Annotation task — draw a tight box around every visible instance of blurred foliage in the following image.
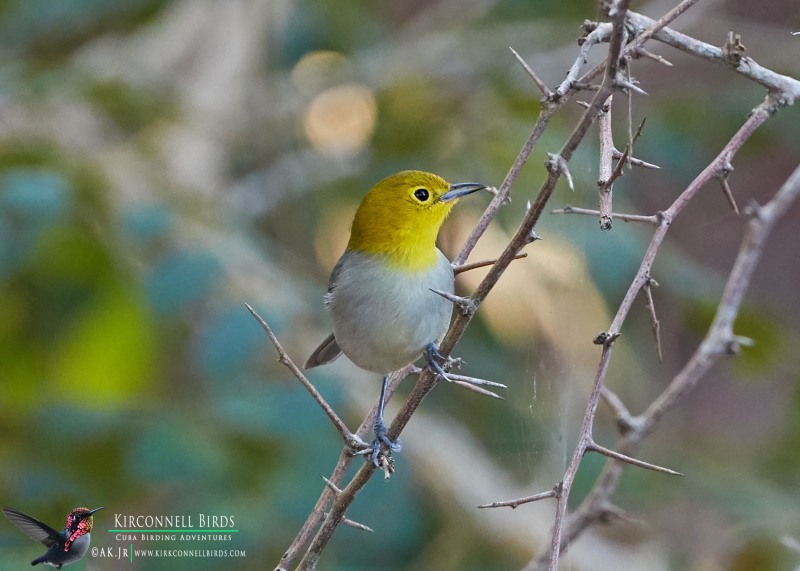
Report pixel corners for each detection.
[0,1,799,570]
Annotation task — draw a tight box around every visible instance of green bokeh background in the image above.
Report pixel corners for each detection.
[0,1,799,570]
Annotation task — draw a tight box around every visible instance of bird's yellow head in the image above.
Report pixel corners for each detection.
[347,170,485,271]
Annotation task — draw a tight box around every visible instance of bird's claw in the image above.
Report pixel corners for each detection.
[425,342,456,380]
[370,418,402,466]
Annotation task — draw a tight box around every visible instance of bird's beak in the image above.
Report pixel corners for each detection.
[89,507,105,515]
[438,182,487,203]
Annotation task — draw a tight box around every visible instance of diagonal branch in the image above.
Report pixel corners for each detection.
[528,162,800,571]
[245,303,366,452]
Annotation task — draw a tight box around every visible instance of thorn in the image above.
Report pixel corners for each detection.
[613,148,660,169]
[528,230,543,242]
[643,274,663,363]
[446,373,507,389]
[616,77,648,96]
[339,517,374,533]
[429,288,475,316]
[631,47,673,67]
[546,153,574,191]
[587,441,683,476]
[450,380,504,399]
[509,46,553,98]
[717,176,740,215]
[321,475,342,495]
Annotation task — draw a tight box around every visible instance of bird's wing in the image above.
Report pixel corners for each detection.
[2,507,60,547]
[326,257,346,295]
[304,333,342,369]
[304,255,347,369]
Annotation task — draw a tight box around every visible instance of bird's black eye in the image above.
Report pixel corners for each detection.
[413,188,430,202]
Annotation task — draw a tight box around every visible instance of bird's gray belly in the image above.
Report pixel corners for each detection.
[328,252,454,372]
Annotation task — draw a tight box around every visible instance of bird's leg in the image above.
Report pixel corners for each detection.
[371,374,402,466]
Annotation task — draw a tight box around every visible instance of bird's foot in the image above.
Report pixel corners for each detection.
[370,417,402,467]
[424,342,459,380]
[425,342,506,399]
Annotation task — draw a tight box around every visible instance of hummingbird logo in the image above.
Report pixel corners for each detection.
[2,506,104,568]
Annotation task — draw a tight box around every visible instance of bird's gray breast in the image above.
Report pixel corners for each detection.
[326,250,454,372]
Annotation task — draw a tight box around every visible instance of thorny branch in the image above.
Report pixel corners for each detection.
[528,161,800,571]
[264,0,800,568]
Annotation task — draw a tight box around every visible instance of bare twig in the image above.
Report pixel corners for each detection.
[510,46,553,98]
[245,303,366,451]
[643,275,663,362]
[478,488,558,510]
[597,94,615,230]
[556,22,613,98]
[276,366,411,570]
[600,386,639,434]
[453,253,527,275]
[626,11,800,100]
[552,204,658,225]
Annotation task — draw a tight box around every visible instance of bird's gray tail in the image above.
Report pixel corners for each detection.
[304,333,342,369]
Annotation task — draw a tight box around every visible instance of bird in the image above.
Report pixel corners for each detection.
[304,170,487,465]
[2,506,104,568]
